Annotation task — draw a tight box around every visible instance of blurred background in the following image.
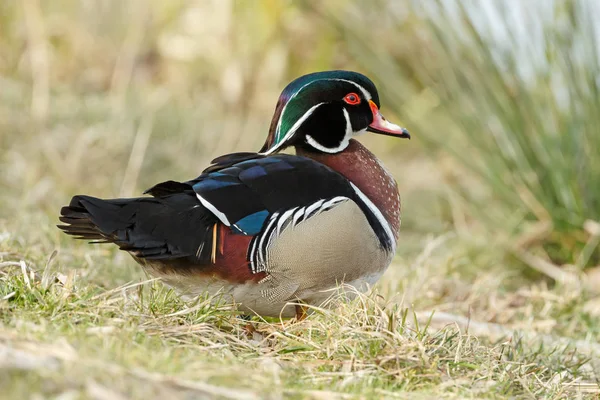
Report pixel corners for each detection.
[1,0,599,286]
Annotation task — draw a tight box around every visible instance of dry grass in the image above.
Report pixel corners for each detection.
[2,231,600,398]
[1,1,600,399]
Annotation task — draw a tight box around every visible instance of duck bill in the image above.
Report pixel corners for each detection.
[367,100,410,139]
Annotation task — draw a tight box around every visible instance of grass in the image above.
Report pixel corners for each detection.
[2,233,600,399]
[2,231,600,400]
[323,0,600,268]
[1,1,600,398]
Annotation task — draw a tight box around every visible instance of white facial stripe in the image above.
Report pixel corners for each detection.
[196,194,230,226]
[330,78,372,101]
[275,80,315,138]
[262,77,373,155]
[342,108,353,136]
[266,77,327,155]
[262,102,325,155]
[349,182,396,252]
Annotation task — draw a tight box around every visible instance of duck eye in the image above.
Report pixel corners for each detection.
[343,93,361,105]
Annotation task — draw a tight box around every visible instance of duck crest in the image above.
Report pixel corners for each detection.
[297,139,401,241]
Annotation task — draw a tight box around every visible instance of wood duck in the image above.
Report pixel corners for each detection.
[58,70,410,319]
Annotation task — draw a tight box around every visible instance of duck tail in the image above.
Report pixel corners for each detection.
[58,194,216,262]
[58,195,131,243]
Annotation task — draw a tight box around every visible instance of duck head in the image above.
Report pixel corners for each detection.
[260,70,410,155]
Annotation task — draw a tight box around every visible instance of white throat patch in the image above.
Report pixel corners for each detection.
[305,107,362,153]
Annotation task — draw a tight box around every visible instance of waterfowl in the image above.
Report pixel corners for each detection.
[58,70,410,319]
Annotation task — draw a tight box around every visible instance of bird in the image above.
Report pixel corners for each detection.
[58,70,410,320]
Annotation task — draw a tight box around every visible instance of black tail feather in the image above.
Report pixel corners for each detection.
[58,194,217,266]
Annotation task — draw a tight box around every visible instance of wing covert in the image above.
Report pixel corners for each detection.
[144,152,394,252]
[190,154,356,235]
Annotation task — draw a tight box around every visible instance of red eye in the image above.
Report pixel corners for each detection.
[343,93,361,105]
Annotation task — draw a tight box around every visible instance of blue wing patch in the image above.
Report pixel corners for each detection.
[232,210,270,235]
[265,160,295,172]
[194,179,240,191]
[239,165,268,180]
[187,154,367,242]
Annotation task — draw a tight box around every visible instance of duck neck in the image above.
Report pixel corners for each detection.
[296,139,401,241]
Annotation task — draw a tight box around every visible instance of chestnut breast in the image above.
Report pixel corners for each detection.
[297,139,401,241]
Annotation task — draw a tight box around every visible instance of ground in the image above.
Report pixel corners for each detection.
[2,221,599,399]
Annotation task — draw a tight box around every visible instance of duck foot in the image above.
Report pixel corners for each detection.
[294,304,308,322]
[237,314,257,336]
